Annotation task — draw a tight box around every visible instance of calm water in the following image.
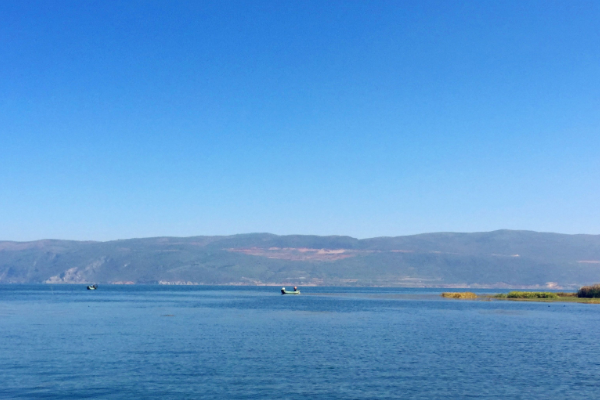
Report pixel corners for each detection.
[1,285,599,399]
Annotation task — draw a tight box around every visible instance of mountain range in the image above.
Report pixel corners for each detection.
[1,230,600,288]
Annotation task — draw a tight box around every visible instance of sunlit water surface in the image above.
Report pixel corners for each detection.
[1,285,599,399]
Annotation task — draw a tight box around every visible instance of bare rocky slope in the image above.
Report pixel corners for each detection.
[1,230,600,288]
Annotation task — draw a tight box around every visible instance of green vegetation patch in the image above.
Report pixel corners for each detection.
[491,289,600,303]
[441,292,478,299]
[505,291,559,299]
[577,284,600,298]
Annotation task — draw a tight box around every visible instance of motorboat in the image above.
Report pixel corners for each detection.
[87,284,98,290]
[281,286,300,295]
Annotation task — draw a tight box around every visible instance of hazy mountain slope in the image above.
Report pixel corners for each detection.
[1,231,600,288]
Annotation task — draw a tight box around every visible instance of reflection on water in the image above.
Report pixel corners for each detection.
[1,285,599,399]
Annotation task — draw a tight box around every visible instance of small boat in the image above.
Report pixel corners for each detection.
[281,286,300,295]
[87,284,98,290]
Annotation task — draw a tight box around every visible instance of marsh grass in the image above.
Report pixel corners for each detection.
[446,288,600,303]
[490,291,600,303]
[441,292,478,299]
[556,292,577,297]
[506,291,559,299]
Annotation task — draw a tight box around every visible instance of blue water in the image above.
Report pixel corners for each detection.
[1,285,599,399]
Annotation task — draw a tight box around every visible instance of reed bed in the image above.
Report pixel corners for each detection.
[556,292,577,297]
[504,291,559,299]
[441,292,478,299]
[491,288,600,303]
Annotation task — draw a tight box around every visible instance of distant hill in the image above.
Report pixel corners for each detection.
[1,230,600,289]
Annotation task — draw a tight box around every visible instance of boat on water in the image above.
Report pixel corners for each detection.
[87,284,98,290]
[281,286,300,295]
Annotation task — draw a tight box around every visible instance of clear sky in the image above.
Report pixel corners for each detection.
[1,0,599,241]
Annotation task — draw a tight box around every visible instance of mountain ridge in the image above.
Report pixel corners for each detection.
[1,230,600,288]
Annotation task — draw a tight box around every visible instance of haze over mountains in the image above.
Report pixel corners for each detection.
[1,230,600,289]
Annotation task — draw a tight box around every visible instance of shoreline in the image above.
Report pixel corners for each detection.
[484,296,600,304]
[442,291,600,304]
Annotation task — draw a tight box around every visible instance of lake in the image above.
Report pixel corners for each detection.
[1,285,599,399]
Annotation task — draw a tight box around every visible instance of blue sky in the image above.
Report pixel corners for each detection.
[1,0,599,241]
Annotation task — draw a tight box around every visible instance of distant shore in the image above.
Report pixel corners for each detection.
[442,291,600,304]
[486,295,600,304]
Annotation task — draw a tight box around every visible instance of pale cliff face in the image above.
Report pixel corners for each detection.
[227,247,364,261]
